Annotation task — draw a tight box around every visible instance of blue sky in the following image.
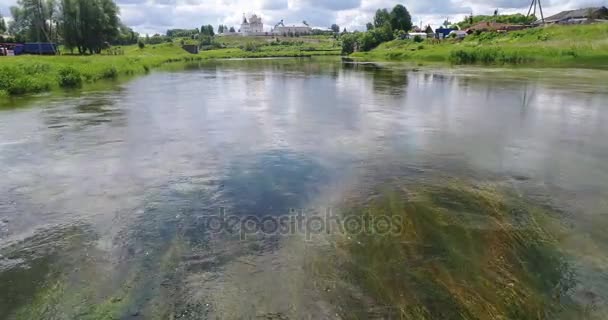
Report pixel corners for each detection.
[1,0,606,35]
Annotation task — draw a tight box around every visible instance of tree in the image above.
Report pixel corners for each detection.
[218,25,224,33]
[9,0,57,42]
[366,22,374,31]
[330,24,340,33]
[229,26,235,33]
[389,4,412,32]
[0,12,6,34]
[60,0,121,54]
[377,21,394,42]
[425,25,433,34]
[341,32,358,54]
[373,8,390,28]
[114,23,139,45]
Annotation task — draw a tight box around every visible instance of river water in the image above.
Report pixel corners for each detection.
[1,58,608,319]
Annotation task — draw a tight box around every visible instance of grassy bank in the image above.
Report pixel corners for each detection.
[351,24,608,67]
[0,37,340,98]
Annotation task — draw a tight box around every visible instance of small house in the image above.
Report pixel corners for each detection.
[539,7,608,25]
[407,32,428,40]
[0,43,24,56]
[435,27,457,39]
[182,44,199,54]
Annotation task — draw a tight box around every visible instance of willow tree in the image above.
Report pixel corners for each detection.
[8,0,57,42]
[60,0,120,54]
[0,12,6,34]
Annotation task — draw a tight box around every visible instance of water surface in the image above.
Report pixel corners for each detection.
[1,58,607,319]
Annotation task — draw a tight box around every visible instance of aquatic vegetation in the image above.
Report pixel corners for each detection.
[317,181,584,319]
[0,225,97,319]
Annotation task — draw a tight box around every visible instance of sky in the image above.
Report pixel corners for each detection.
[1,0,607,35]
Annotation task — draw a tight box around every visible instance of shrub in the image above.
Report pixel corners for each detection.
[101,66,118,79]
[58,67,83,88]
[6,77,50,95]
[413,35,424,43]
[243,42,259,52]
[138,40,145,49]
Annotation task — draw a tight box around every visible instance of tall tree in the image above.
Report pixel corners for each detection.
[8,6,29,40]
[60,0,120,54]
[330,24,340,33]
[366,22,374,31]
[389,4,412,31]
[200,25,214,37]
[0,12,7,33]
[373,8,390,28]
[12,0,57,41]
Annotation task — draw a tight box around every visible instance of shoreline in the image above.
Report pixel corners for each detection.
[0,43,341,100]
[348,24,608,70]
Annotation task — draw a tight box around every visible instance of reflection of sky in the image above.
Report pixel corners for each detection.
[1,61,608,245]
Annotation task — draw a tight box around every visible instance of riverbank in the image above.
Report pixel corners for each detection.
[0,40,341,98]
[351,24,608,68]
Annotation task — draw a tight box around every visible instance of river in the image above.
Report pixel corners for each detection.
[1,58,607,319]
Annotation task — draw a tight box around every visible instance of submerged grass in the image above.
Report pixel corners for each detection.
[316,181,586,319]
[351,24,608,68]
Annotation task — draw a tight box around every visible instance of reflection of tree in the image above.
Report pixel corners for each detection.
[342,63,409,96]
[371,67,409,96]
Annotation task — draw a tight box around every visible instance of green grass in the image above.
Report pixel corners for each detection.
[351,24,608,67]
[311,181,588,319]
[0,37,340,98]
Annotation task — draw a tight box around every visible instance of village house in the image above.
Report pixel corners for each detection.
[539,7,608,25]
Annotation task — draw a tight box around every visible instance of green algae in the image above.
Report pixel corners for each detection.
[317,180,584,319]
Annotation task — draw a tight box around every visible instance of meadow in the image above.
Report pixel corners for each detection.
[351,24,608,67]
[0,36,341,98]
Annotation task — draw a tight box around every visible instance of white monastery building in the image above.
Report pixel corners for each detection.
[223,14,312,36]
[272,20,312,36]
[240,14,265,36]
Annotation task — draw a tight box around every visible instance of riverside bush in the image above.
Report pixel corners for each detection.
[58,67,83,88]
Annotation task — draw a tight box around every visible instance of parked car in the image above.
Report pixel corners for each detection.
[448,31,468,39]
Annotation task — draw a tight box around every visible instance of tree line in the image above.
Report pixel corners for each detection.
[341,4,412,54]
[4,0,138,54]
